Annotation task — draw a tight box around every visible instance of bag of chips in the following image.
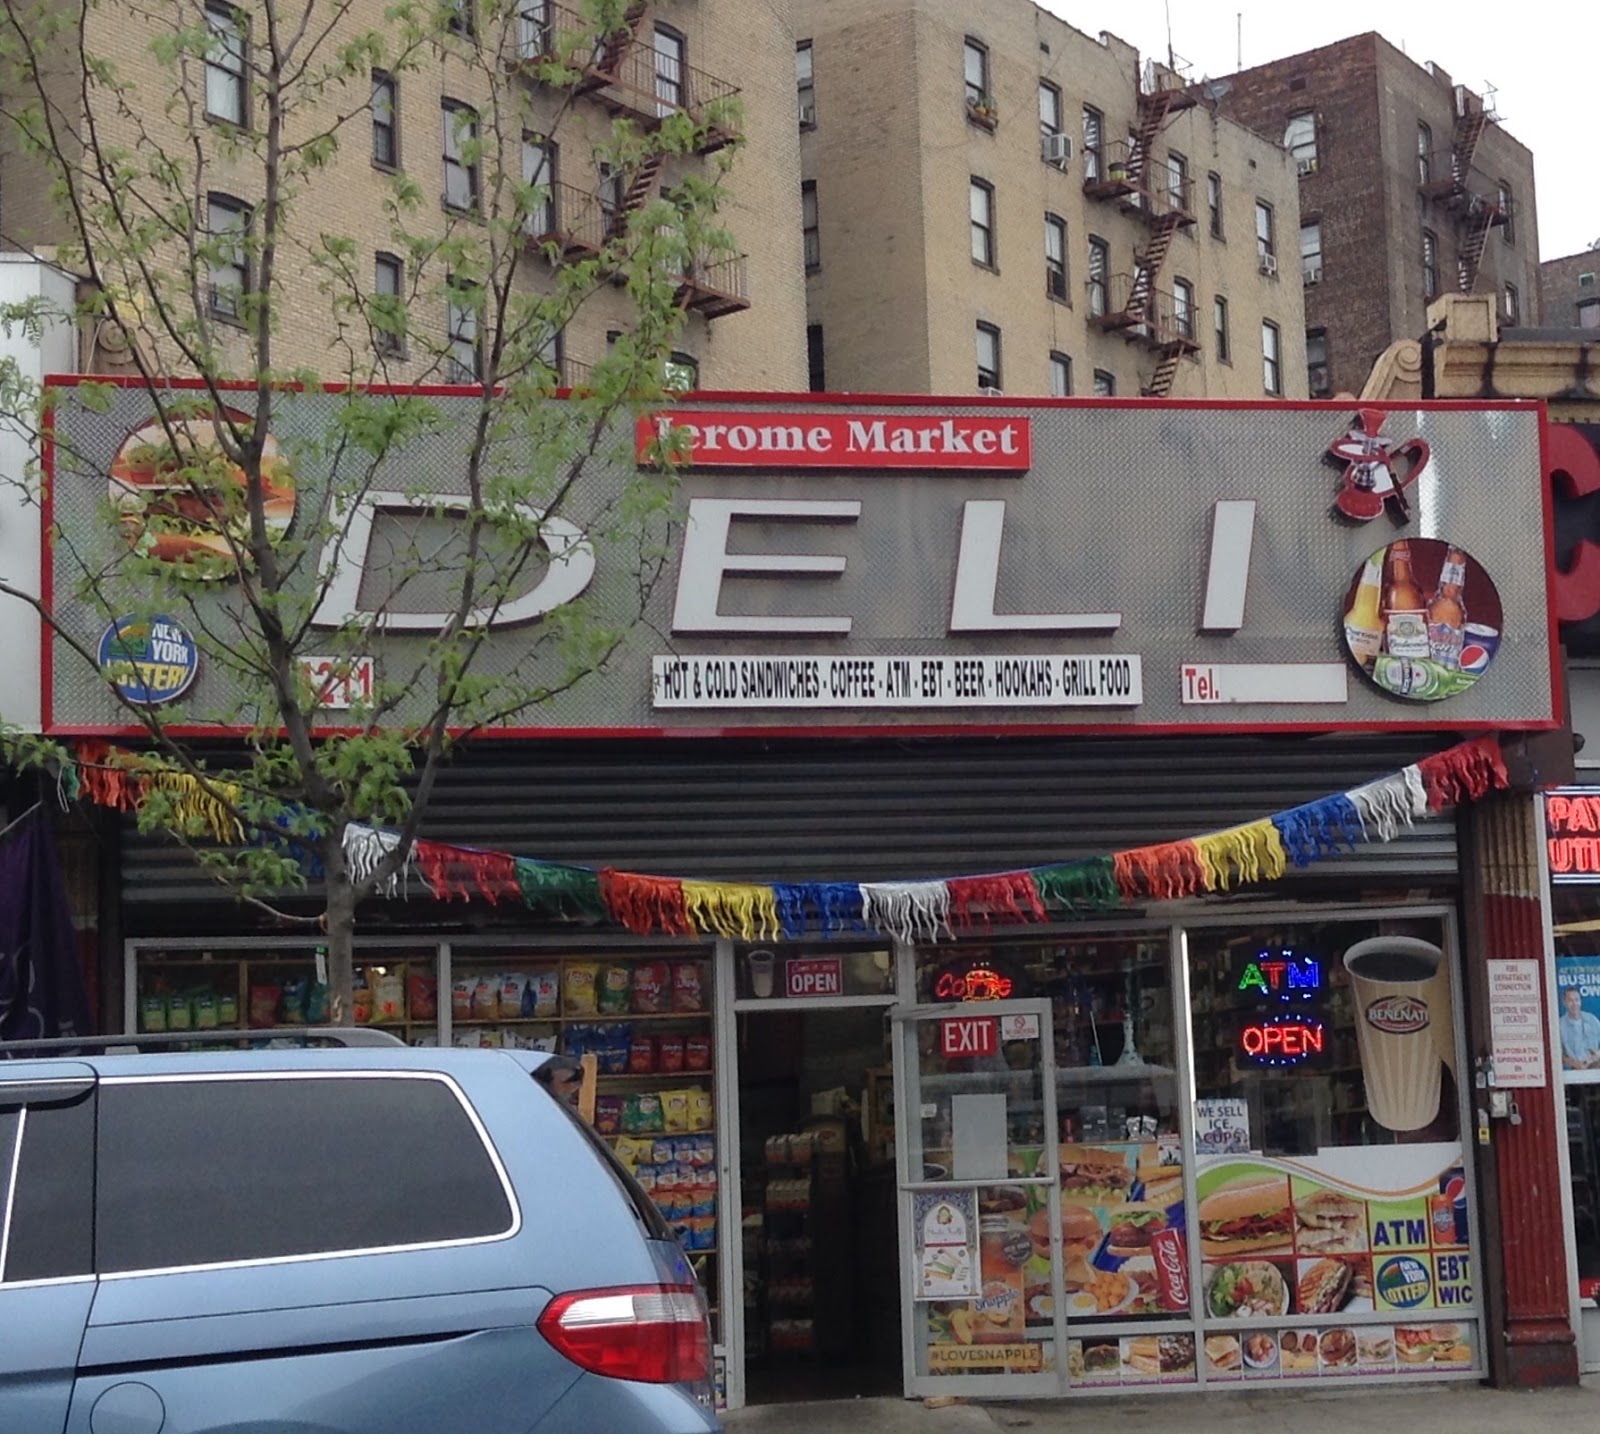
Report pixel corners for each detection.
[687,1088,714,1133]
[671,962,706,1014]
[451,978,475,1021]
[164,993,192,1031]
[141,993,168,1033]
[372,971,406,1023]
[693,1135,715,1168]
[597,1025,632,1075]
[661,1088,691,1134]
[657,1033,685,1074]
[306,982,330,1025]
[470,976,498,1022]
[594,1095,624,1135]
[564,962,600,1016]
[250,983,282,1029]
[598,964,633,1015]
[632,961,671,1014]
[279,977,310,1025]
[634,1091,665,1133]
[218,991,239,1027]
[689,1215,716,1251]
[614,1136,650,1170]
[525,968,560,1018]
[191,989,218,1031]
[408,973,438,1022]
[629,1034,658,1075]
[685,1034,712,1072]
[499,972,529,1020]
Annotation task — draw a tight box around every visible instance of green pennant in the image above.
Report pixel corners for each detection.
[514,858,606,919]
[1031,857,1121,915]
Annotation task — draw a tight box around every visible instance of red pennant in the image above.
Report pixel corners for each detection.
[1113,841,1206,901]
[946,872,1048,931]
[600,868,692,936]
[1416,736,1508,812]
[413,842,516,902]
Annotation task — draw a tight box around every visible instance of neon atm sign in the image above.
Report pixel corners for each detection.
[1233,948,1331,1069]
[1236,954,1322,997]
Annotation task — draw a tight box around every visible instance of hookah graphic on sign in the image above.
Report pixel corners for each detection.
[1325,409,1430,524]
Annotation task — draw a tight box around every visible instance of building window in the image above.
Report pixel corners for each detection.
[1044,213,1067,301]
[1503,282,1520,325]
[1207,171,1223,239]
[976,322,1001,390]
[653,26,685,114]
[1166,151,1189,215]
[518,0,553,59]
[1083,105,1103,183]
[1261,319,1282,395]
[442,102,479,213]
[205,194,249,320]
[1255,200,1275,266]
[963,38,990,110]
[1213,295,1230,362]
[1579,299,1600,330]
[1284,111,1317,174]
[1173,277,1194,340]
[1049,351,1072,397]
[1087,235,1108,316]
[446,276,480,383]
[1300,220,1323,284]
[1039,81,1062,138]
[664,352,699,393]
[371,71,398,169]
[597,163,624,236]
[796,41,815,126]
[444,0,474,37]
[802,180,821,271]
[807,323,825,391]
[1582,273,1597,290]
[204,4,247,125]
[1417,123,1432,185]
[1422,229,1439,300]
[1092,369,1115,397]
[1306,327,1331,397]
[1498,180,1514,242]
[523,135,555,237]
[373,252,405,358]
[970,178,995,267]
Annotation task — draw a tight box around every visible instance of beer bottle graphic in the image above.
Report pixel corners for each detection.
[1381,540,1429,660]
[1344,554,1384,666]
[1426,547,1468,671]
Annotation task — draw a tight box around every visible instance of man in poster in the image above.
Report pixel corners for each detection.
[1561,985,1600,1070]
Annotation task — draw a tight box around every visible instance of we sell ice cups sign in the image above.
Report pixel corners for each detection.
[1344,938,1454,1133]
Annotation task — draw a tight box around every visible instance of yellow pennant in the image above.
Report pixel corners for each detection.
[1193,819,1287,891]
[681,880,781,940]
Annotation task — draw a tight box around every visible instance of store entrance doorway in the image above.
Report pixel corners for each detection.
[737,1005,900,1404]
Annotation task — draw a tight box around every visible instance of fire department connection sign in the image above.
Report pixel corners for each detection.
[43,390,1556,735]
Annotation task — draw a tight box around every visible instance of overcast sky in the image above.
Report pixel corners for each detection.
[1043,1,1594,262]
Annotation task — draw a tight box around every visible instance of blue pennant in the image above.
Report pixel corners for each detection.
[1271,794,1364,868]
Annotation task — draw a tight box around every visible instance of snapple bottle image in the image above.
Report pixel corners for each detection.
[976,1215,1028,1339]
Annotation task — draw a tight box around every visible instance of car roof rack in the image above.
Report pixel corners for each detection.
[1,1027,408,1057]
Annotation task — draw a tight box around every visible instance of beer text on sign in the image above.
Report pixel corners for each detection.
[784,958,843,999]
[941,1017,998,1059]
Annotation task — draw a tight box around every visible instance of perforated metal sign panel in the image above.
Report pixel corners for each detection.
[44,386,1557,735]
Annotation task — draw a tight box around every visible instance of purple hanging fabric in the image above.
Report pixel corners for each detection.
[0,811,93,1041]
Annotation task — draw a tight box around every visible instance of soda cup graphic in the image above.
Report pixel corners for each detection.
[1459,623,1500,676]
[1342,936,1447,1132]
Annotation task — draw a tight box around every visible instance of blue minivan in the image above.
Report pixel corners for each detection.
[0,1036,720,1433]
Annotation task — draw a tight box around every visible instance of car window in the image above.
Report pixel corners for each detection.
[96,1074,514,1273]
[4,1095,95,1283]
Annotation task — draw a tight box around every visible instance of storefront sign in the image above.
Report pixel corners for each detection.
[1546,788,1600,883]
[43,390,1559,736]
[1194,1098,1252,1153]
[784,957,843,999]
[931,959,1026,1003]
[913,1189,978,1300]
[97,614,199,704]
[1234,950,1323,998]
[997,1013,1040,1042]
[940,1016,998,1059]
[1487,958,1546,1089]
[928,1342,1044,1373]
[1238,1013,1330,1067]
[1556,955,1600,1085]
[298,654,375,710]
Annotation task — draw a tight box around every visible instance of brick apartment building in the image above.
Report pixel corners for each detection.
[1540,248,1600,331]
[1208,32,1540,400]
[795,0,1307,399]
[0,0,808,391]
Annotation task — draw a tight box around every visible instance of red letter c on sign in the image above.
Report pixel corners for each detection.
[1549,425,1600,625]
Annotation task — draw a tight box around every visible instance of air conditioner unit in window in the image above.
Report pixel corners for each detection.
[1295,156,1319,176]
[1041,133,1074,165]
[980,385,1005,396]
[1303,265,1323,285]
[799,103,817,127]
[1259,253,1278,277]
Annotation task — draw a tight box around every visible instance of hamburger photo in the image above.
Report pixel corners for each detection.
[1198,1173,1294,1257]
[110,409,296,571]
[1294,1188,1368,1254]
[1060,1153,1134,1204]
[1395,1325,1435,1364]
[1105,1201,1169,1258]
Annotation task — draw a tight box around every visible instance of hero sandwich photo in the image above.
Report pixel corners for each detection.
[1198,1172,1294,1257]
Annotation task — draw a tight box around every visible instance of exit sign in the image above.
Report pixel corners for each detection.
[940,1016,998,1059]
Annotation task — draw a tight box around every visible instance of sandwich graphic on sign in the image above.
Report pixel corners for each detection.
[1295,1188,1368,1254]
[1198,1173,1294,1257]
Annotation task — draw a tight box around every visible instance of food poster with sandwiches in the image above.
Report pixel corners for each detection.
[1193,1144,1477,1380]
[1067,1333,1197,1387]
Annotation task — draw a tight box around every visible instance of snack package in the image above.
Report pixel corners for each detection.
[525,968,560,1018]
[279,977,310,1025]
[689,1215,716,1251]
[305,982,331,1025]
[140,993,168,1033]
[453,1030,483,1049]
[165,993,193,1031]
[480,1028,504,1048]
[672,1137,698,1165]
[525,1032,558,1053]
[634,1092,665,1134]
[217,991,239,1026]
[629,1034,658,1075]
[691,1178,716,1219]
[614,1136,650,1170]
[372,971,406,1023]
[452,977,476,1021]
[471,976,499,1022]
[670,1217,694,1248]
[564,962,601,1017]
[661,1089,691,1135]
[635,1166,659,1193]
[598,964,633,1016]
[685,1034,712,1072]
[687,1088,714,1133]
[594,1095,624,1135]
[249,983,282,1028]
[658,1034,685,1074]
[500,972,530,1020]
[653,1138,677,1166]
[597,1024,632,1075]
[191,989,218,1031]
[671,962,706,1014]
[632,961,671,1014]
[352,972,374,1025]
[621,1093,648,1135]
[693,1136,715,1168]
[408,973,438,1022]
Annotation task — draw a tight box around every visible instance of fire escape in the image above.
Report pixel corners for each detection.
[516,2,749,319]
[1417,85,1510,295]
[1083,74,1199,397]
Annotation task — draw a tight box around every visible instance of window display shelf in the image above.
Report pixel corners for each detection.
[1057,1063,1174,1082]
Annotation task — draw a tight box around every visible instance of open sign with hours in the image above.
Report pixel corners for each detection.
[785,957,843,999]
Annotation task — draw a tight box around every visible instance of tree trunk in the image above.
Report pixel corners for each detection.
[323,835,357,1023]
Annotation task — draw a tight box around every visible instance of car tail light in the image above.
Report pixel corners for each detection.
[537,1284,711,1384]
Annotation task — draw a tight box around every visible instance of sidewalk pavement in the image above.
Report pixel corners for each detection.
[723,1379,1600,1433]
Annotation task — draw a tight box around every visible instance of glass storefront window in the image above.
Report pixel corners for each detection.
[1551,888,1600,1295]
[734,943,895,1001]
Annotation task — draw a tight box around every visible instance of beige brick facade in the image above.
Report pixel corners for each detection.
[797,0,1307,399]
[0,0,807,391]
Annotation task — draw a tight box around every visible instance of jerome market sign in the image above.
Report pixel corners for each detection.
[43,388,1557,736]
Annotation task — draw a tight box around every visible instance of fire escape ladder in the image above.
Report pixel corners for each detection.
[1144,351,1181,399]
[1128,212,1180,312]
[592,1,648,79]
[622,154,665,216]
[1451,108,1490,183]
[1458,203,1493,292]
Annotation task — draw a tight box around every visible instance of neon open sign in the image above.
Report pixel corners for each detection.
[1234,947,1330,1068]
[1240,1013,1329,1067]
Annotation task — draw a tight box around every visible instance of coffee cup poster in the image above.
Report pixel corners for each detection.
[1556,956,1600,1085]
